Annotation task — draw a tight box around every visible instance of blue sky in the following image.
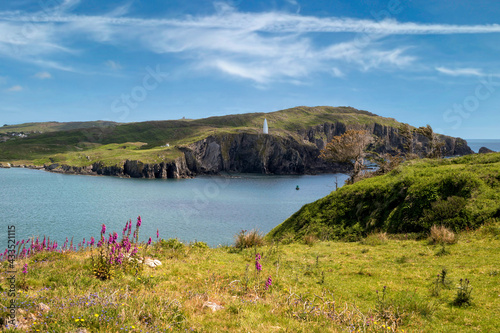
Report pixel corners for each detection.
[1,0,499,139]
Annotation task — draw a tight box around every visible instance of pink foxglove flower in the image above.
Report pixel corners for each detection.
[265,276,272,290]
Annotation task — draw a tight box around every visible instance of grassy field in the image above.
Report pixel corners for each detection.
[0,121,118,134]
[269,152,500,241]
[1,221,499,332]
[0,106,402,167]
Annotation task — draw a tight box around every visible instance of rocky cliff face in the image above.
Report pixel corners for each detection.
[39,121,473,179]
[299,122,473,157]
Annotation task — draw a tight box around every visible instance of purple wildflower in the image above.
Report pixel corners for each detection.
[265,276,272,290]
[90,237,95,246]
[101,224,106,235]
[116,252,124,265]
[256,261,262,272]
[136,216,142,228]
[157,229,159,239]
[131,246,138,256]
[123,221,129,235]
[147,237,152,246]
[255,253,262,272]
[22,263,28,274]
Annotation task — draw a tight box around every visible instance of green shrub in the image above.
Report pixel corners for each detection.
[268,153,500,240]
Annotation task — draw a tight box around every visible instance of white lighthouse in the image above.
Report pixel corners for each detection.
[263,118,268,134]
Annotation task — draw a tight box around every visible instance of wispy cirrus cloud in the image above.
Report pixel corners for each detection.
[5,85,23,92]
[105,60,122,70]
[1,3,500,83]
[33,71,52,79]
[435,67,484,77]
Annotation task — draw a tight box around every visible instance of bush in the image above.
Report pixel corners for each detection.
[422,196,470,231]
[277,231,295,245]
[268,153,500,241]
[190,241,209,249]
[429,225,457,245]
[234,229,264,249]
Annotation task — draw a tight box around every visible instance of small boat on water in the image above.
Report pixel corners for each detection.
[296,185,300,190]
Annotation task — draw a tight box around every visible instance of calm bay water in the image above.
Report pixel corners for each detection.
[0,168,347,249]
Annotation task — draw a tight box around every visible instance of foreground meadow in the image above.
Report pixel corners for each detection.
[1,221,499,332]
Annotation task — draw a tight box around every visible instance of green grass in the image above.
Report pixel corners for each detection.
[0,121,118,134]
[1,224,499,332]
[0,106,404,166]
[268,153,500,241]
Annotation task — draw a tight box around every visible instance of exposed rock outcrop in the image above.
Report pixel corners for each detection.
[479,147,495,154]
[37,121,473,179]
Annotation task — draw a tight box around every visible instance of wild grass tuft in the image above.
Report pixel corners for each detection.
[361,232,388,246]
[234,229,264,249]
[429,225,457,245]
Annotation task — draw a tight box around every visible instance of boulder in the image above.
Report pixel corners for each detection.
[479,146,495,154]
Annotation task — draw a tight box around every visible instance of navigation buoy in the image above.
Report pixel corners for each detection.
[296,185,300,190]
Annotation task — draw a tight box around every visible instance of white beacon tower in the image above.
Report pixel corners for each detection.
[263,118,268,134]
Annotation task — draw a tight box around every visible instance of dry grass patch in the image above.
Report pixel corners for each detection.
[234,229,264,249]
[429,225,457,244]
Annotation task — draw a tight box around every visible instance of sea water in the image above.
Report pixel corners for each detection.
[0,168,347,249]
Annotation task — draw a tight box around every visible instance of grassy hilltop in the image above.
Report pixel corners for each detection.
[0,106,399,167]
[268,152,500,241]
[0,121,119,135]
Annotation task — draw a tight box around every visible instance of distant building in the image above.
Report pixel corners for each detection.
[263,118,268,134]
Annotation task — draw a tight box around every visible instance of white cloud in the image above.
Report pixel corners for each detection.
[0,5,499,83]
[34,71,52,79]
[435,67,484,77]
[6,85,23,92]
[105,60,122,70]
[331,67,344,78]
